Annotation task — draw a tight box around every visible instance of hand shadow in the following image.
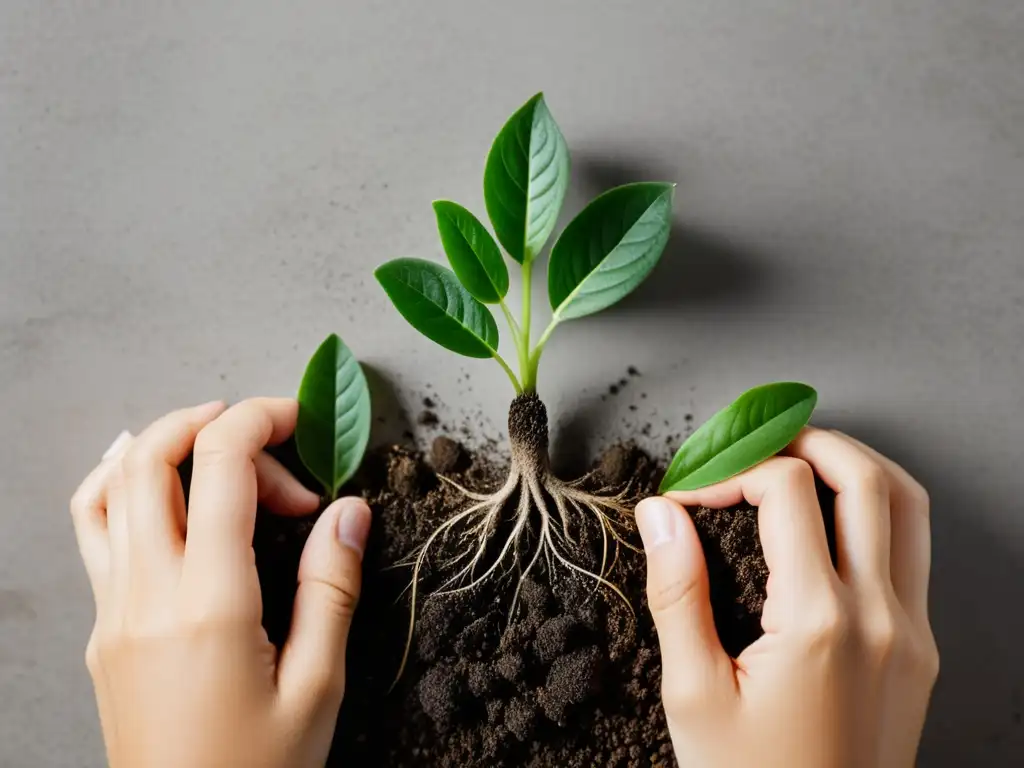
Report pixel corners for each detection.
[823,414,1024,765]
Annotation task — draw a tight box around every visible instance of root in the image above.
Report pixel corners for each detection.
[392,462,641,685]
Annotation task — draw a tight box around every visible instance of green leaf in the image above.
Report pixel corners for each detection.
[433,200,509,304]
[295,333,371,497]
[548,182,674,323]
[375,257,499,358]
[483,93,570,264]
[659,382,818,493]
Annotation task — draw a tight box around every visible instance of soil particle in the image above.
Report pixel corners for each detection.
[495,652,526,683]
[505,698,537,741]
[387,454,421,498]
[534,615,582,664]
[467,662,497,697]
[627,366,640,376]
[542,646,603,722]
[417,409,439,427]
[419,662,462,728]
[423,396,436,408]
[597,443,640,486]
[430,435,467,474]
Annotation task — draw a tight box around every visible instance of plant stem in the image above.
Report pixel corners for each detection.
[523,318,558,391]
[492,351,523,394]
[499,298,529,382]
[498,299,521,347]
[519,259,534,390]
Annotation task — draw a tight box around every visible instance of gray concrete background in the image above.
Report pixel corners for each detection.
[2,0,1022,765]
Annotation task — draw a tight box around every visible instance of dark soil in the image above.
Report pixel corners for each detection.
[249,435,807,767]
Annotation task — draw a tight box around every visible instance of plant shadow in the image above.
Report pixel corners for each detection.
[362,363,415,448]
[549,390,613,478]
[568,149,777,315]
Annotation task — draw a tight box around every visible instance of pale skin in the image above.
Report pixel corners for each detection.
[71,399,937,767]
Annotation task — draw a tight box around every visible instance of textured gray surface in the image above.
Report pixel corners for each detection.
[2,1,1022,765]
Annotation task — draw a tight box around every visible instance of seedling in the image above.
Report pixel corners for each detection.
[376,93,676,678]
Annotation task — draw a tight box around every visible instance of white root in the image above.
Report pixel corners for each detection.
[392,460,641,684]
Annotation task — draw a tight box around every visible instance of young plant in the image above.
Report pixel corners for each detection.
[661,382,818,492]
[294,333,372,500]
[375,93,675,677]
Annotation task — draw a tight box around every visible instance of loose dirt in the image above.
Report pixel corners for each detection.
[252,437,777,767]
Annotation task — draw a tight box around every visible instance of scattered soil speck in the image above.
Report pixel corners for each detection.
[597,443,639,487]
[431,436,467,474]
[387,455,421,497]
[418,410,439,427]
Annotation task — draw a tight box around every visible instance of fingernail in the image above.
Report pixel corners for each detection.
[635,497,679,551]
[102,430,133,460]
[335,498,372,558]
[196,400,227,417]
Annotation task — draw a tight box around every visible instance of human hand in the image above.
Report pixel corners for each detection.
[636,427,938,768]
[70,398,372,768]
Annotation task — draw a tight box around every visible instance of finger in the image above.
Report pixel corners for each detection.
[666,456,836,605]
[124,402,226,580]
[831,431,931,621]
[787,427,891,590]
[184,398,299,599]
[277,497,370,715]
[106,460,131,618]
[635,497,735,709]
[70,431,133,600]
[254,451,321,517]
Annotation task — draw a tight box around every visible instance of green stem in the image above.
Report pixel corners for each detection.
[522,318,558,391]
[519,259,534,389]
[493,351,523,394]
[499,299,522,345]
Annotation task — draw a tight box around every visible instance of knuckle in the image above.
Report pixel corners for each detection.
[863,614,898,663]
[191,432,236,467]
[799,593,850,648]
[69,487,90,519]
[307,667,346,702]
[316,574,361,621]
[855,461,889,496]
[775,456,815,486]
[917,633,941,681]
[661,675,717,719]
[121,444,155,479]
[647,573,701,616]
[661,679,696,718]
[84,636,102,675]
[905,479,930,511]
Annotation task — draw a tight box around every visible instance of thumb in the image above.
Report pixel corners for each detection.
[277,496,371,713]
[635,496,735,711]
